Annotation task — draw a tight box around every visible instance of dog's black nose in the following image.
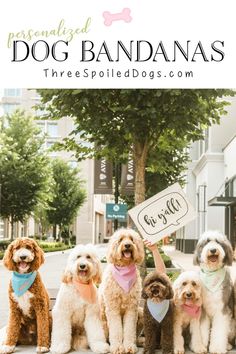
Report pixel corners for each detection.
[20,256,26,260]
[210,248,217,254]
[186,292,192,298]
[124,244,131,249]
[79,264,86,269]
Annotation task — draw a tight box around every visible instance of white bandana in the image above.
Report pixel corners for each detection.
[147,299,170,323]
[200,267,226,292]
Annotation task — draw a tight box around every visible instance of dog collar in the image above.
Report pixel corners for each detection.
[181,303,201,318]
[200,267,226,293]
[73,279,97,304]
[12,271,37,297]
[111,264,137,293]
[147,299,169,323]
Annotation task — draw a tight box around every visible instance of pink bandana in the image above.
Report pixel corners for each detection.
[111,264,137,293]
[181,303,201,318]
[73,280,97,304]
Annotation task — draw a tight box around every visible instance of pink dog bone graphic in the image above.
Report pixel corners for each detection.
[103,8,132,26]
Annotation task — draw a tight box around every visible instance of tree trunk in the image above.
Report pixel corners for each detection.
[53,224,57,240]
[133,141,148,279]
[10,215,14,241]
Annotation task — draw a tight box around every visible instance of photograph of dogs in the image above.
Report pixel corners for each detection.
[142,271,174,354]
[50,244,109,354]
[173,271,205,354]
[0,237,50,354]
[193,230,234,354]
[99,228,144,354]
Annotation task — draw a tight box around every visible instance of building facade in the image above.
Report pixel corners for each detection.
[176,96,236,253]
[0,88,113,244]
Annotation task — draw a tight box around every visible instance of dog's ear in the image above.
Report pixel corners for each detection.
[193,242,201,265]
[222,238,233,266]
[141,287,148,299]
[3,242,16,271]
[31,241,45,271]
[106,237,117,264]
[92,257,102,285]
[166,284,174,299]
[62,269,73,284]
[133,235,145,265]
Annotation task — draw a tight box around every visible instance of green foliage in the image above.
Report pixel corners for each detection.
[0,110,52,236]
[46,158,86,230]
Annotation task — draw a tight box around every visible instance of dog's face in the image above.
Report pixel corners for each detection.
[173,271,202,306]
[106,228,144,266]
[3,238,44,273]
[193,231,233,270]
[62,244,102,285]
[142,271,173,303]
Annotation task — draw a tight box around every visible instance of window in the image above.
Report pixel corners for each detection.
[47,123,58,137]
[2,103,20,114]
[4,89,21,97]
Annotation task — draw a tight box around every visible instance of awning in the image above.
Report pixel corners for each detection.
[208,196,236,207]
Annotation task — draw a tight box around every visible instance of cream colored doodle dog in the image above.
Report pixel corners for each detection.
[50,244,109,354]
[99,228,145,354]
[173,271,206,354]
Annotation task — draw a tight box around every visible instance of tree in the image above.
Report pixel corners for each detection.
[38,89,235,206]
[0,110,52,239]
[46,159,86,240]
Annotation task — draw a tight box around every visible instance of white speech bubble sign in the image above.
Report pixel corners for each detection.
[129,183,196,243]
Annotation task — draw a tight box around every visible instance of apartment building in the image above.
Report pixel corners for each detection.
[176,96,236,253]
[0,88,113,243]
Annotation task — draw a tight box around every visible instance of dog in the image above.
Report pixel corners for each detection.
[50,244,109,354]
[173,271,206,354]
[0,237,50,354]
[193,230,234,354]
[99,228,145,354]
[142,271,174,354]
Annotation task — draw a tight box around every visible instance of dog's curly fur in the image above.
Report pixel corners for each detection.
[0,237,50,354]
[142,271,174,354]
[50,244,109,354]
[173,271,206,354]
[99,228,145,354]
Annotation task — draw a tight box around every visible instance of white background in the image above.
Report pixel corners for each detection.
[0,0,235,88]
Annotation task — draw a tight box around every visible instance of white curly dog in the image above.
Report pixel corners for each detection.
[50,244,109,354]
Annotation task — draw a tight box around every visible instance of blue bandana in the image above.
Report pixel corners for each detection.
[12,271,37,297]
[200,267,226,293]
[147,299,170,323]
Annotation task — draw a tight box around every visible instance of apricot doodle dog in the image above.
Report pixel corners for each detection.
[173,271,205,354]
[50,244,109,354]
[0,237,50,354]
[99,228,145,354]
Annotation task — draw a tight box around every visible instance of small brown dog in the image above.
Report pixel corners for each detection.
[0,238,50,354]
[142,271,174,354]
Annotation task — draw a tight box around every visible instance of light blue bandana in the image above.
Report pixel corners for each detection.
[147,299,170,323]
[200,267,226,293]
[12,271,37,297]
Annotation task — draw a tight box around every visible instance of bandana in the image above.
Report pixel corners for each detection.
[12,271,37,297]
[200,267,226,293]
[181,303,201,318]
[73,280,97,304]
[147,299,170,323]
[111,264,137,293]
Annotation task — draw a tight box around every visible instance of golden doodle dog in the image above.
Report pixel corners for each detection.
[99,228,144,354]
[0,237,50,354]
[173,271,206,354]
[50,244,109,354]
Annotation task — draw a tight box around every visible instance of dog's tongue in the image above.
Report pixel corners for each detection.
[80,270,87,276]
[123,251,132,259]
[185,299,194,305]
[19,262,28,269]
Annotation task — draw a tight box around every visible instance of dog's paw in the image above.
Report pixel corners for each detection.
[0,345,15,354]
[190,344,207,354]
[36,346,50,353]
[50,343,70,354]
[174,350,185,354]
[227,343,233,351]
[90,341,110,353]
[110,344,125,354]
[124,343,138,354]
